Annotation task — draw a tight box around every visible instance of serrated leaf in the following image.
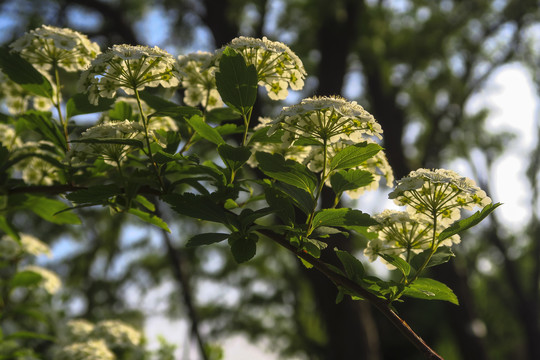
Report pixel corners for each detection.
[275,183,315,215]
[402,278,459,305]
[66,93,115,118]
[438,203,502,241]
[256,152,317,194]
[206,107,242,123]
[312,208,377,229]
[264,187,295,223]
[329,143,381,171]
[20,111,67,151]
[335,249,365,283]
[215,47,258,114]
[22,195,81,224]
[66,185,122,205]
[148,106,202,120]
[187,233,230,247]
[10,271,43,289]
[330,169,374,194]
[139,91,184,112]
[186,115,225,145]
[229,232,258,263]
[411,246,455,271]
[218,144,251,173]
[128,208,170,232]
[380,253,411,277]
[0,46,53,98]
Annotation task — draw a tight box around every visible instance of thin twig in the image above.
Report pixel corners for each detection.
[258,229,444,360]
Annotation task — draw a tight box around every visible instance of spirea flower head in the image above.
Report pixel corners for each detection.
[389,168,492,227]
[78,44,181,105]
[65,319,95,343]
[0,235,21,259]
[22,265,62,294]
[56,340,114,360]
[70,120,144,165]
[269,96,383,146]
[10,25,100,72]
[11,140,63,185]
[0,71,53,114]
[220,36,306,100]
[364,210,460,269]
[92,320,142,349]
[177,51,223,109]
[20,234,52,257]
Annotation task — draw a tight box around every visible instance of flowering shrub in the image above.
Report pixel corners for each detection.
[0,25,499,359]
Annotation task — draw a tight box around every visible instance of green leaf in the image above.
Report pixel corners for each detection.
[20,111,67,151]
[247,126,284,145]
[22,195,81,224]
[330,169,374,194]
[70,137,144,148]
[66,93,115,118]
[402,278,459,305]
[187,233,230,247]
[335,249,365,283]
[0,216,19,240]
[438,202,502,241]
[264,187,295,223]
[329,143,381,171]
[411,247,455,271]
[10,271,43,289]
[256,152,317,194]
[228,232,258,263]
[0,46,53,98]
[66,185,122,205]
[186,115,225,145]
[128,208,170,232]
[148,106,203,120]
[206,107,242,123]
[275,183,315,215]
[139,91,183,112]
[6,331,55,342]
[312,208,377,229]
[215,47,258,114]
[218,144,251,174]
[380,253,411,277]
[163,193,232,224]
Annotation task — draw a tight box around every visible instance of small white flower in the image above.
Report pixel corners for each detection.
[20,234,52,257]
[269,96,383,146]
[65,319,95,342]
[92,320,142,349]
[56,340,114,360]
[21,265,62,294]
[10,25,100,73]
[219,36,307,100]
[0,235,21,259]
[79,45,180,105]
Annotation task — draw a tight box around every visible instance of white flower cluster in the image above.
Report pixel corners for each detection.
[56,340,115,360]
[93,320,143,349]
[78,44,181,105]
[364,210,460,267]
[0,123,21,150]
[0,72,53,114]
[11,140,63,185]
[389,168,492,227]
[58,318,142,359]
[10,25,100,72]
[269,96,383,146]
[70,120,144,165]
[177,51,223,109]
[22,265,62,294]
[222,36,306,100]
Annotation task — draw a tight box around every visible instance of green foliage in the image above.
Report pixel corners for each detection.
[402,278,459,305]
[0,46,53,98]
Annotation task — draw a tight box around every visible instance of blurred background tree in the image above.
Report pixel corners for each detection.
[2,0,540,359]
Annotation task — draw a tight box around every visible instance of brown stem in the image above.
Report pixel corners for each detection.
[258,229,444,360]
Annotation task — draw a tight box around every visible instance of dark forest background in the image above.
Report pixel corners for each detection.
[2,0,540,359]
